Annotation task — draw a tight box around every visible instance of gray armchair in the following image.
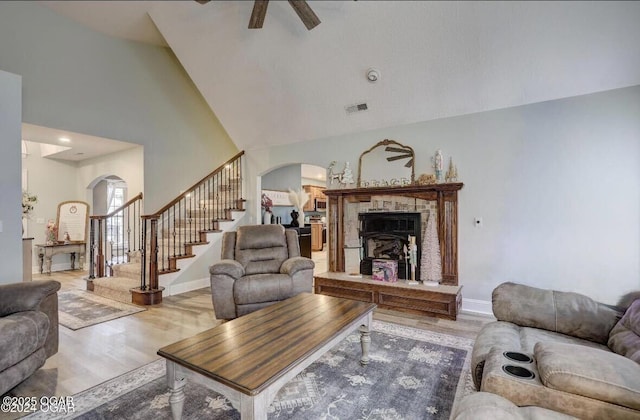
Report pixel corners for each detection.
[209,224,315,320]
[0,280,60,395]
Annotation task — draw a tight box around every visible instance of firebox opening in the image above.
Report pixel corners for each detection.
[359,212,422,280]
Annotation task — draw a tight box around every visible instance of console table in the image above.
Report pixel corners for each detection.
[314,271,462,320]
[36,242,86,274]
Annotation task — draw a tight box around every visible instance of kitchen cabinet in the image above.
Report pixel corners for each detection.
[303,185,326,211]
[311,223,324,251]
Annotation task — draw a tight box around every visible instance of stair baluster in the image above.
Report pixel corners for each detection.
[88,192,143,289]
[133,151,245,305]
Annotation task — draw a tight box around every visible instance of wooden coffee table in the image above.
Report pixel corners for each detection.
[157,293,376,420]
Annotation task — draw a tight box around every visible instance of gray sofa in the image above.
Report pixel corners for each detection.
[453,391,577,419]
[0,280,60,395]
[209,224,315,320]
[470,282,640,419]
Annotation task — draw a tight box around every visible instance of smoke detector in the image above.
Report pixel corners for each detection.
[366,68,380,83]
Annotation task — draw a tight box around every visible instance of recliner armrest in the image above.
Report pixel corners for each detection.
[0,280,61,317]
[280,257,315,276]
[535,341,640,411]
[210,259,245,279]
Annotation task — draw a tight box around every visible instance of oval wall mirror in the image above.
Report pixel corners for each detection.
[357,139,415,187]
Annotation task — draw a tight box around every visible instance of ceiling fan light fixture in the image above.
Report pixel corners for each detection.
[366,68,380,83]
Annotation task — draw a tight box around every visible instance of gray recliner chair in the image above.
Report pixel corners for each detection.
[209,224,315,320]
[0,280,60,396]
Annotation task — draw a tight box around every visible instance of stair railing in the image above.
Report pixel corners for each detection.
[89,192,144,279]
[139,151,244,294]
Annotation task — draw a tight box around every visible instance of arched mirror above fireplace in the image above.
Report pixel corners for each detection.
[357,139,415,187]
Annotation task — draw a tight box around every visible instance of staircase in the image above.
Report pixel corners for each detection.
[88,151,245,305]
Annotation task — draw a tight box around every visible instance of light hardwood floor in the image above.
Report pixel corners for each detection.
[10,268,493,407]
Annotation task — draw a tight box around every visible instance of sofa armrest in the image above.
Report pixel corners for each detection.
[535,341,640,411]
[492,282,621,344]
[0,280,61,317]
[209,259,244,279]
[210,260,243,320]
[280,257,315,276]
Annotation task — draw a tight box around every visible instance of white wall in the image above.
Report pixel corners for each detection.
[22,142,82,243]
[76,146,144,210]
[0,70,22,283]
[21,143,144,272]
[0,2,238,213]
[246,86,640,305]
[262,164,301,225]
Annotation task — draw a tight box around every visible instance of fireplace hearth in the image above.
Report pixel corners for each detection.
[359,212,421,280]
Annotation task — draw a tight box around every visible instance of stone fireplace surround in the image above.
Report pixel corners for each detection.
[319,183,463,319]
[324,183,462,286]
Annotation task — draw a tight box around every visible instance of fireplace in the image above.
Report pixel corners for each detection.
[359,212,422,280]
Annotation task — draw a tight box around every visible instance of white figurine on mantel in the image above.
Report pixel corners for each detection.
[445,157,458,183]
[327,161,343,188]
[341,162,354,187]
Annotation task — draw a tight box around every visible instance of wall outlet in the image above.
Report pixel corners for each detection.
[0,220,3,233]
[37,218,45,224]
[474,217,483,228]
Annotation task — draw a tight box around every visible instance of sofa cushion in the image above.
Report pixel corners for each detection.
[493,282,621,345]
[0,311,50,372]
[234,273,293,305]
[608,299,640,363]
[535,341,640,411]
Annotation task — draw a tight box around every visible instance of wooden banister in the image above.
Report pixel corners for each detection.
[134,151,244,304]
[91,193,143,220]
[145,151,244,218]
[89,192,144,280]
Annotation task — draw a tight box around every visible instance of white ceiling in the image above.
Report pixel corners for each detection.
[42,1,640,152]
[22,123,139,162]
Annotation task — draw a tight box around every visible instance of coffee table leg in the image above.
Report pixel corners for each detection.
[359,324,371,365]
[240,393,268,420]
[166,361,186,420]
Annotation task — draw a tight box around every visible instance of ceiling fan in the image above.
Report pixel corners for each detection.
[196,0,321,30]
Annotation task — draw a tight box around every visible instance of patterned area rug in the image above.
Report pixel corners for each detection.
[27,320,474,419]
[57,290,146,330]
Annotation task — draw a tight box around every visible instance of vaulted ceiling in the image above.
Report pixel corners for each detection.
[43,1,640,151]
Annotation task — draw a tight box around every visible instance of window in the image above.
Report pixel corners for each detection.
[106,181,127,261]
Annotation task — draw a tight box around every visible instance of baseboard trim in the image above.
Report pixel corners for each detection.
[460,298,493,317]
[169,277,210,296]
[32,262,76,274]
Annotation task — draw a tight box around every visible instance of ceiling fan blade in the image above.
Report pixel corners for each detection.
[249,0,269,29]
[195,0,211,4]
[288,0,321,30]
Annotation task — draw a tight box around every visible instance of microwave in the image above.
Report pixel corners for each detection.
[314,198,327,211]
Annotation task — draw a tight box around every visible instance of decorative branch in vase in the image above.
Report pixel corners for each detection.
[45,219,58,245]
[288,189,310,227]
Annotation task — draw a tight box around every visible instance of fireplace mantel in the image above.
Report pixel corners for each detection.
[324,183,463,286]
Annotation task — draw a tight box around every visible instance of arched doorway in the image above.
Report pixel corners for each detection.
[259,163,327,271]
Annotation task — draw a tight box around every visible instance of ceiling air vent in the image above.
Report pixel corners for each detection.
[345,102,368,115]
